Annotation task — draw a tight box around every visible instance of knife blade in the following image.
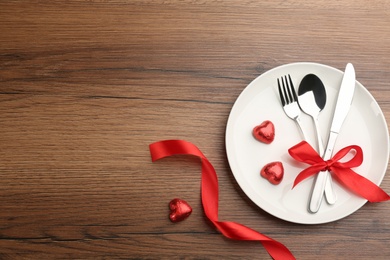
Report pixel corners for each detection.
[309,63,356,213]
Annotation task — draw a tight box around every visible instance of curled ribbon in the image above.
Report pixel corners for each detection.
[288,141,390,202]
[150,140,295,260]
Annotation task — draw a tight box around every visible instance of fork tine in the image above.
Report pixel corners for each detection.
[283,75,293,104]
[282,77,290,104]
[288,74,298,102]
[277,78,286,106]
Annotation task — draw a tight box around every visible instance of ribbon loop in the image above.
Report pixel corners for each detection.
[288,141,390,202]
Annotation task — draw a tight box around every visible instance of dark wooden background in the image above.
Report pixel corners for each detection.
[1,1,389,259]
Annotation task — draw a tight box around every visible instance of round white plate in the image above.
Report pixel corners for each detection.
[225,62,389,224]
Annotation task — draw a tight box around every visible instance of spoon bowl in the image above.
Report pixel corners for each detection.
[298,74,326,119]
[298,74,326,155]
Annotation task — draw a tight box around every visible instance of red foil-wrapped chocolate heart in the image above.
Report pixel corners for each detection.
[261,161,284,185]
[253,120,275,144]
[169,198,192,222]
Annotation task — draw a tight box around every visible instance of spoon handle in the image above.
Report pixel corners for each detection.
[313,117,324,156]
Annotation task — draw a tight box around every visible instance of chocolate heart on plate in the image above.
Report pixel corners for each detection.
[253,120,275,144]
[169,198,192,222]
[261,161,284,185]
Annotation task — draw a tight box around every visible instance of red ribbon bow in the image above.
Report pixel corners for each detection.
[288,141,390,202]
[150,140,295,260]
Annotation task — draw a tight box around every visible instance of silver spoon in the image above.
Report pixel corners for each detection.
[298,74,336,205]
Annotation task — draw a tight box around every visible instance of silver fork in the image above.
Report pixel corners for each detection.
[277,75,308,140]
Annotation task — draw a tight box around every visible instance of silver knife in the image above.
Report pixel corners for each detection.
[309,63,356,213]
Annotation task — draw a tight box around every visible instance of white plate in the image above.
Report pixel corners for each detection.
[225,62,389,224]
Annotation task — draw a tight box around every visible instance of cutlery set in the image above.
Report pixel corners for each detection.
[278,63,356,213]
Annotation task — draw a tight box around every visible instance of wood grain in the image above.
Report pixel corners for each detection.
[1,0,390,259]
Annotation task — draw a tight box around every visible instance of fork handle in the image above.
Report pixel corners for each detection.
[310,131,338,212]
[309,171,328,213]
[295,117,308,141]
[325,174,337,204]
[313,117,336,204]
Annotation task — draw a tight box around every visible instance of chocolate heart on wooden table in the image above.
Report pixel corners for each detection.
[253,120,275,144]
[169,198,192,222]
[261,161,284,185]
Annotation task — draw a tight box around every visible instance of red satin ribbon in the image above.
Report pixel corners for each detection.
[288,141,390,202]
[150,140,295,260]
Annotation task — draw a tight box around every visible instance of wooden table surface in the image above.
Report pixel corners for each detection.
[1,1,390,259]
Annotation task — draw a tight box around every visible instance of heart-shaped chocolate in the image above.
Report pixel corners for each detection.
[169,198,192,222]
[253,120,275,144]
[260,161,284,185]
